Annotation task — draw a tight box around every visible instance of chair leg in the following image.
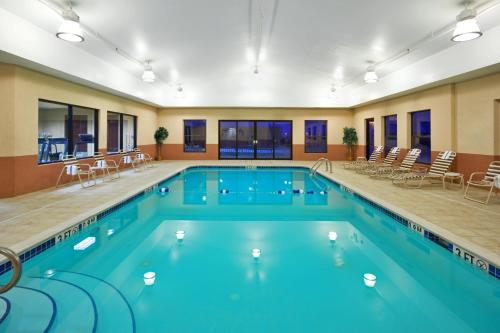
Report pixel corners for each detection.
[55,167,66,188]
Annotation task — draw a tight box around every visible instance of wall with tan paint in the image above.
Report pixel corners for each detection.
[0,64,159,197]
[9,65,158,157]
[353,85,454,152]
[158,108,352,144]
[157,107,353,160]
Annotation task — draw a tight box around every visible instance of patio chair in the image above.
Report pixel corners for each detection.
[91,153,120,181]
[371,148,421,179]
[133,148,154,168]
[392,150,456,188]
[344,145,383,170]
[55,156,97,188]
[464,161,500,204]
[360,147,400,175]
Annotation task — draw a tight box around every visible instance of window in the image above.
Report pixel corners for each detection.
[184,119,206,152]
[384,115,397,156]
[38,100,97,164]
[305,120,327,153]
[411,110,431,164]
[107,112,137,153]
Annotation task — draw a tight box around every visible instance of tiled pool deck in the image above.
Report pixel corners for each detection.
[1,160,499,270]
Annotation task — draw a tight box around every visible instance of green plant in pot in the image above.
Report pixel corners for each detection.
[154,127,169,161]
[342,127,358,161]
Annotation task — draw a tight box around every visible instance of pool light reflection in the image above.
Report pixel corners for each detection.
[176,230,185,240]
[144,272,156,285]
[252,248,261,259]
[363,273,377,287]
[328,231,338,241]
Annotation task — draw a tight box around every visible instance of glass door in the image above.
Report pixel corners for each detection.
[365,118,375,159]
[219,120,293,160]
[256,121,274,159]
[273,121,292,159]
[237,121,255,159]
[219,121,237,159]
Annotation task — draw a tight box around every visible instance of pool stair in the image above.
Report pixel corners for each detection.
[0,271,136,333]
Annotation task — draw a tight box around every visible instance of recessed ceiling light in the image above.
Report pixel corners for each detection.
[142,61,155,83]
[451,6,482,42]
[56,9,84,43]
[364,65,379,83]
[175,85,185,99]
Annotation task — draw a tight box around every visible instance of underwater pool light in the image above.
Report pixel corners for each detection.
[144,272,156,285]
[107,229,115,236]
[176,230,185,240]
[202,195,207,201]
[252,248,261,259]
[363,273,377,287]
[73,237,96,251]
[328,231,338,241]
[44,269,56,277]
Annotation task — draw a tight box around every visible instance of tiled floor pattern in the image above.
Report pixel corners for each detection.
[0,160,499,266]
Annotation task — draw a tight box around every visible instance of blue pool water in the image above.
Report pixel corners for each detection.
[1,167,499,332]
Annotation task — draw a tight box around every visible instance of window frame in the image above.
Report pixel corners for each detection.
[38,99,98,165]
[183,119,207,153]
[410,109,431,164]
[383,114,398,156]
[107,111,138,154]
[304,120,328,153]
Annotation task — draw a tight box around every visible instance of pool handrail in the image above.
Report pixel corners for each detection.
[311,158,332,175]
[0,247,22,294]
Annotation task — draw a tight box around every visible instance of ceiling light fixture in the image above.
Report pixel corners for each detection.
[56,8,84,42]
[364,65,379,83]
[451,4,483,42]
[142,61,155,83]
[175,85,185,99]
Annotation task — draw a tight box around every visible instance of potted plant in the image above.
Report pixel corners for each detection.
[154,127,169,160]
[342,127,358,161]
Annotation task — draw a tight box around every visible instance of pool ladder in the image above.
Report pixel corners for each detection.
[310,158,332,175]
[0,247,22,294]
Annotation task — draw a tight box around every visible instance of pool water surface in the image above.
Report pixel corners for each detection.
[0,167,499,332]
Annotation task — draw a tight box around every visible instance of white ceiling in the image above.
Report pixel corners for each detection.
[1,0,500,107]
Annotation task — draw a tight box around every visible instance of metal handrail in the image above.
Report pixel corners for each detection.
[310,158,332,175]
[0,247,22,294]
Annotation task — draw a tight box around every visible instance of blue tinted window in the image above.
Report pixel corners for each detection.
[305,120,327,153]
[384,115,397,156]
[184,120,206,152]
[411,110,431,163]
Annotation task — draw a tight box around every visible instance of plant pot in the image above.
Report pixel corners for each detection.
[156,143,162,161]
[346,145,354,161]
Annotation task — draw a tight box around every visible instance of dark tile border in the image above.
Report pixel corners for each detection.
[1,166,498,281]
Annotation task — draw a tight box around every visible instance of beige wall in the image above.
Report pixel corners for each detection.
[4,64,158,157]
[455,72,500,156]
[353,85,454,152]
[0,64,15,157]
[157,107,352,145]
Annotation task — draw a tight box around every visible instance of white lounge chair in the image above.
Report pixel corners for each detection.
[360,147,400,175]
[392,150,456,188]
[344,146,384,170]
[372,148,421,179]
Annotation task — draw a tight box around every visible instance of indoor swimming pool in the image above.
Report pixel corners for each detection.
[0,167,499,332]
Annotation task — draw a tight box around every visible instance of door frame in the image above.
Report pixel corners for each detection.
[365,118,375,160]
[218,120,293,160]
